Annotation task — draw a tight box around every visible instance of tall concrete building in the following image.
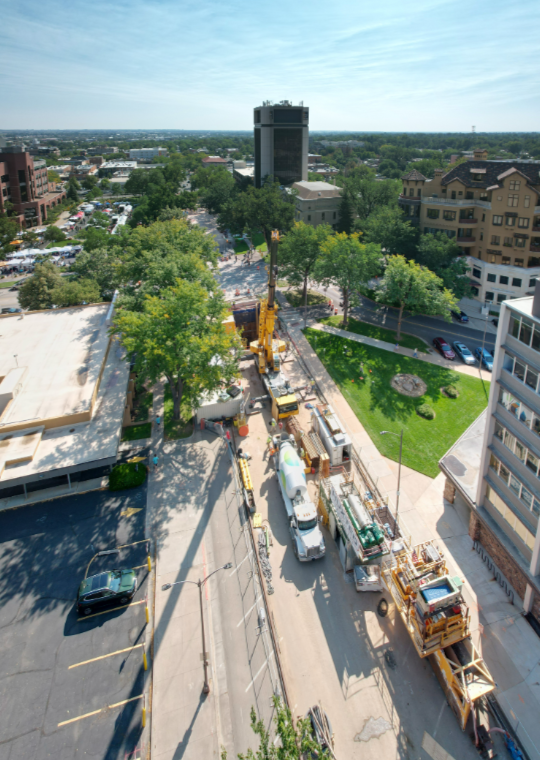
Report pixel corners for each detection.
[398,149,540,304]
[253,101,309,188]
[441,287,540,628]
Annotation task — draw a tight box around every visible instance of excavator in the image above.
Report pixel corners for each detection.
[249,230,299,421]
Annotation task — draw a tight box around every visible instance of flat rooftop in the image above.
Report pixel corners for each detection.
[0,304,129,486]
[439,409,486,506]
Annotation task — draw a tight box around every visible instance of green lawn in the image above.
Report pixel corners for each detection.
[132,390,153,422]
[0,280,20,289]
[121,422,152,441]
[163,386,194,440]
[234,232,267,255]
[284,289,328,308]
[321,315,428,352]
[109,462,147,491]
[304,329,489,478]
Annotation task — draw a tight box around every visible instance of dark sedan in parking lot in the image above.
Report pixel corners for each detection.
[433,337,455,360]
[451,310,469,323]
[453,341,476,365]
[77,568,137,615]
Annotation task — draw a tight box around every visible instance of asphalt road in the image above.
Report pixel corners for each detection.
[0,485,150,760]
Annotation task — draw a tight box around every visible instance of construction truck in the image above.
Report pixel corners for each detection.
[276,438,325,561]
[311,403,352,467]
[249,231,299,421]
[381,540,495,731]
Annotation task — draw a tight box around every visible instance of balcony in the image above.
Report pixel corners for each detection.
[456,237,475,244]
[459,218,478,224]
[421,196,491,209]
[399,194,421,204]
[531,244,540,253]
[532,226,540,233]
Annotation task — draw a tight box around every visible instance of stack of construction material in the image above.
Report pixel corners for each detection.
[286,415,303,443]
[309,432,330,477]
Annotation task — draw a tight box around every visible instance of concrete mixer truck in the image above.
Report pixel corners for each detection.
[276,439,325,561]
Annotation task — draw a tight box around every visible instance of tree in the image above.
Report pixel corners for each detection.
[82,175,99,190]
[278,222,332,302]
[18,261,64,310]
[124,169,151,196]
[48,170,61,183]
[78,226,110,251]
[363,206,418,257]
[0,213,19,254]
[21,230,40,247]
[218,178,295,250]
[50,278,101,307]
[158,207,186,221]
[100,178,111,190]
[68,175,81,190]
[112,281,241,420]
[67,184,79,202]
[336,191,354,234]
[415,233,472,299]
[314,233,381,329]
[376,255,457,339]
[221,697,326,759]
[43,225,67,243]
[70,246,121,299]
[341,171,399,223]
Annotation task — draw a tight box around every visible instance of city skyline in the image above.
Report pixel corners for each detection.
[1,0,539,131]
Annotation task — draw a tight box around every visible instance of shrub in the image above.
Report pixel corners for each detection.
[417,403,436,420]
[109,462,147,491]
[444,385,459,398]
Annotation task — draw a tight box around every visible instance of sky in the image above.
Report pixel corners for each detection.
[1,0,539,131]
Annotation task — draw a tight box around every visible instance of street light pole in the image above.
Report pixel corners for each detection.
[162,562,232,695]
[380,429,403,535]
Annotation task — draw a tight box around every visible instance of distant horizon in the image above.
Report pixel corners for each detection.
[2,129,540,136]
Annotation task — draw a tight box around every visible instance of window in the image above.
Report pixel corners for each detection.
[497,294,507,304]
[515,259,524,268]
[333,211,336,219]
[451,191,456,199]
[509,180,521,191]
[524,196,531,209]
[513,278,522,288]
[482,213,486,222]
[307,215,311,221]
[515,238,526,248]
[458,191,463,196]
[502,256,511,265]
[508,194,519,207]
[527,366,539,391]
[473,267,481,279]
[491,235,501,244]
[427,209,439,219]
[527,452,540,476]
[487,273,496,282]
[529,257,540,268]
[486,486,536,551]
[409,188,414,197]
[485,291,494,301]
[504,236,513,246]
[500,275,509,285]
[403,186,407,195]
[530,278,538,287]
[493,215,503,226]
[466,191,474,199]
[443,210,456,221]
[506,216,516,227]
[321,212,325,220]
[480,232,484,241]
[497,196,503,201]
[518,218,529,228]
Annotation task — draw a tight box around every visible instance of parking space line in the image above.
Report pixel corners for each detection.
[68,644,143,669]
[245,651,274,693]
[57,695,143,727]
[132,564,149,570]
[236,596,262,627]
[229,550,253,576]
[77,599,146,621]
[116,539,149,549]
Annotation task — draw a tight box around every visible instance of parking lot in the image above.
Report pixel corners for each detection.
[0,484,151,759]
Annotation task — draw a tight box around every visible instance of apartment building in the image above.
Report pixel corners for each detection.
[0,147,66,228]
[128,147,168,160]
[292,180,341,228]
[399,149,540,305]
[441,289,540,629]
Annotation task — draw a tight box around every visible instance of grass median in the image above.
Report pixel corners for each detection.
[304,328,489,478]
[320,315,428,352]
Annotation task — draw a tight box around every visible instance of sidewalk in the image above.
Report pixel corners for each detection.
[285,321,540,760]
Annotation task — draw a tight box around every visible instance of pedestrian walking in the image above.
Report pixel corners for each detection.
[155,415,161,426]
[153,455,159,471]
[413,347,418,359]
[394,342,399,352]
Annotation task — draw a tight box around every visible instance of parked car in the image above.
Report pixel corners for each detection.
[451,310,469,323]
[474,347,494,371]
[1,307,22,314]
[433,337,455,360]
[77,568,137,615]
[453,342,476,365]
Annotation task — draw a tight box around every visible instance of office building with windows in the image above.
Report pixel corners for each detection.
[291,180,341,228]
[398,149,540,305]
[253,101,309,188]
[441,288,540,629]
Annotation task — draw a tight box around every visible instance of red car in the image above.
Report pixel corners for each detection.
[433,337,455,360]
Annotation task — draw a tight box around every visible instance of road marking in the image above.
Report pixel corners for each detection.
[68,644,143,669]
[421,731,456,760]
[132,563,149,570]
[57,695,143,727]
[236,596,262,627]
[116,538,149,549]
[229,550,253,576]
[245,651,274,693]
[77,599,146,621]
[120,507,143,518]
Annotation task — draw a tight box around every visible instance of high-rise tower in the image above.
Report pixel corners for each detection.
[253,101,309,188]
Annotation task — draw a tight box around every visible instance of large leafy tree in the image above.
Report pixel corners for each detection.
[363,206,418,258]
[314,232,381,329]
[70,246,122,300]
[50,278,101,307]
[376,255,457,339]
[336,191,354,234]
[18,261,64,310]
[191,167,236,214]
[112,281,241,420]
[43,225,67,243]
[415,233,472,299]
[340,169,399,223]
[218,178,296,250]
[278,222,332,302]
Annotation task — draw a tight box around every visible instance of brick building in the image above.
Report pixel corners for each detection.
[440,288,540,627]
[0,147,66,229]
[398,149,540,305]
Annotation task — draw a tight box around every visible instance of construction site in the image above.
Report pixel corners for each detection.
[193,232,527,760]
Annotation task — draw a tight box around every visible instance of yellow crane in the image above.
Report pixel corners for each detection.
[250,230,299,421]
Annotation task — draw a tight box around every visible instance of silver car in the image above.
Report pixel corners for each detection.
[452,342,476,365]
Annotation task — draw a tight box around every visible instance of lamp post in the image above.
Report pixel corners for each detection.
[380,429,403,535]
[162,562,232,694]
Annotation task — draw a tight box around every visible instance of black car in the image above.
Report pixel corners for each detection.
[451,310,469,323]
[77,568,137,615]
